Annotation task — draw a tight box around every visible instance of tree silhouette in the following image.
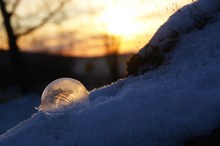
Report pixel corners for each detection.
[102,33,121,81]
[0,0,71,93]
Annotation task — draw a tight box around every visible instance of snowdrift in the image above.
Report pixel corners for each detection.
[1,0,220,145]
[127,0,220,75]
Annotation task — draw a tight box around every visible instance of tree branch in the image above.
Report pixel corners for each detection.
[16,0,70,37]
[10,0,21,16]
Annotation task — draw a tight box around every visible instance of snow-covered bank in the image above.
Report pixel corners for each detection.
[1,0,220,145]
[127,0,220,75]
[0,95,39,134]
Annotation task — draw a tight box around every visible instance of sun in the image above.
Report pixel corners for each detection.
[100,7,141,36]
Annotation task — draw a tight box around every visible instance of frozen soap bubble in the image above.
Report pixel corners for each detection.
[41,78,89,112]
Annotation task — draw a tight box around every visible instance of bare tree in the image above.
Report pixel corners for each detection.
[102,33,121,81]
[0,0,71,93]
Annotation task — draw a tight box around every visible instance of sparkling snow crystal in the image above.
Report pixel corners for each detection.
[40,78,89,111]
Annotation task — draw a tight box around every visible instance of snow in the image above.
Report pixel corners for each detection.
[139,0,220,56]
[0,94,39,135]
[1,0,220,145]
[40,78,89,111]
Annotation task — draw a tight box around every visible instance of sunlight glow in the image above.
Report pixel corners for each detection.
[100,7,141,36]
[0,0,193,57]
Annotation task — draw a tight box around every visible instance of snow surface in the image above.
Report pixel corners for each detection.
[139,0,220,56]
[0,95,39,135]
[1,0,220,145]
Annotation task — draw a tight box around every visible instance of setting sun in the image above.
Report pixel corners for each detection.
[100,7,141,36]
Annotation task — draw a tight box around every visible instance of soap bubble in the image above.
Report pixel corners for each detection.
[41,78,89,111]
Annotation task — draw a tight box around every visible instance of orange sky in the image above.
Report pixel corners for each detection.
[0,0,193,57]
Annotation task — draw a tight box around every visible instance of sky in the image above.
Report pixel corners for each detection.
[0,0,193,57]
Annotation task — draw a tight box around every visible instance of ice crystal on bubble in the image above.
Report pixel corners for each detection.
[41,78,89,111]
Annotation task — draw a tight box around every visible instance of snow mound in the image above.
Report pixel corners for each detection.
[148,0,220,46]
[127,0,220,75]
[1,0,220,145]
[0,94,39,135]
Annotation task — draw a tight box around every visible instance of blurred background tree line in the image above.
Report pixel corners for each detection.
[0,0,126,100]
